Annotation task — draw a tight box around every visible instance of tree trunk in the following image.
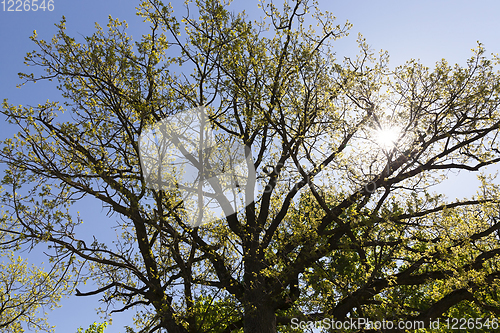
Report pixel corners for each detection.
[243,289,277,333]
[243,253,277,333]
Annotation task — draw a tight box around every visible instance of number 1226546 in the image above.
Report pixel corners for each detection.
[2,0,54,11]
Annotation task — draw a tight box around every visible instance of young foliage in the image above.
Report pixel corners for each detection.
[76,322,107,333]
[0,249,71,332]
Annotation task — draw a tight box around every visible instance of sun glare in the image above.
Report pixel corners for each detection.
[374,126,401,150]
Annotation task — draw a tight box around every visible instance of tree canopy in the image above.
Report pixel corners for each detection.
[0,248,70,332]
[76,322,107,333]
[2,0,500,332]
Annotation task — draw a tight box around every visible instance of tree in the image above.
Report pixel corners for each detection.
[0,248,70,332]
[2,0,500,332]
[76,322,107,333]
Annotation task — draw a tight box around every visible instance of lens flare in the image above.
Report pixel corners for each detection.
[374,126,401,150]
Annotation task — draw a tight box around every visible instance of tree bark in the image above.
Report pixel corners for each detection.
[243,289,277,333]
[243,251,277,333]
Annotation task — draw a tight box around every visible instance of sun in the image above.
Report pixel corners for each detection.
[373,126,401,150]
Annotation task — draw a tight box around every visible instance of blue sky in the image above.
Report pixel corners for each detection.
[1,0,500,332]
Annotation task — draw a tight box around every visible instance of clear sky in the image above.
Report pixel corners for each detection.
[1,0,500,332]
